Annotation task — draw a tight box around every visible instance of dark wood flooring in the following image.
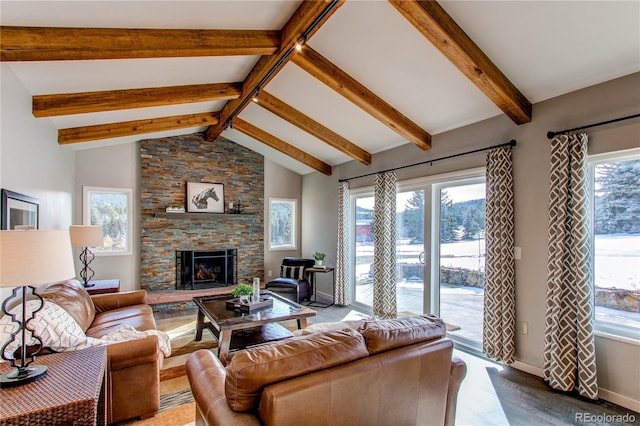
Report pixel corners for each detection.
[154,301,639,426]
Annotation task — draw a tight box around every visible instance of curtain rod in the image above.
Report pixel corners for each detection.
[546,113,640,139]
[338,139,516,183]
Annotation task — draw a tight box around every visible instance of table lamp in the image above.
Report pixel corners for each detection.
[0,229,75,387]
[69,225,103,288]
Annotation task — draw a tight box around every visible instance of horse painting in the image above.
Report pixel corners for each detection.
[192,187,219,209]
[187,182,224,212]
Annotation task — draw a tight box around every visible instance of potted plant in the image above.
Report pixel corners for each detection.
[232,283,254,304]
[313,251,326,267]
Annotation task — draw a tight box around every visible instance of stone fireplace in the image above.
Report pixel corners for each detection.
[140,133,264,292]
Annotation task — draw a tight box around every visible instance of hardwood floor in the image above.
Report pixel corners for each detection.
[154,302,639,426]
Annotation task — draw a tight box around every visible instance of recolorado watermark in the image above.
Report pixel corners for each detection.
[575,412,636,423]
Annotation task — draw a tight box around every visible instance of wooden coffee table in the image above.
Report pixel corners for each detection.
[193,290,316,359]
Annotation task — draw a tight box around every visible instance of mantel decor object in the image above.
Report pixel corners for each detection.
[0,229,75,388]
[69,225,103,287]
[228,201,244,214]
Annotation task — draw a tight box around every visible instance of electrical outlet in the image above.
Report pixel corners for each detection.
[514,246,522,260]
[520,321,528,335]
[268,270,272,277]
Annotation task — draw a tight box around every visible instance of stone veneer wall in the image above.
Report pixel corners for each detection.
[140,133,264,291]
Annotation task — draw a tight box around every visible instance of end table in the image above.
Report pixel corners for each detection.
[307,267,335,308]
[86,279,120,295]
[0,346,107,425]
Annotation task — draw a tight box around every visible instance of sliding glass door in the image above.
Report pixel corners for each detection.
[353,194,375,308]
[350,171,486,349]
[396,189,426,316]
[433,179,486,349]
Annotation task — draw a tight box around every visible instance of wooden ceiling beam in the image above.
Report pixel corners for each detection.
[292,46,431,150]
[0,26,280,61]
[255,91,371,165]
[58,112,220,145]
[388,0,532,124]
[234,118,332,176]
[33,82,241,117]
[205,0,345,141]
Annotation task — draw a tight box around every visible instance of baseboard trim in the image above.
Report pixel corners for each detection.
[511,360,543,377]
[511,360,640,412]
[597,389,640,413]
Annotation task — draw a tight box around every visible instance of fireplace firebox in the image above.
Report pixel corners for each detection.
[176,249,237,290]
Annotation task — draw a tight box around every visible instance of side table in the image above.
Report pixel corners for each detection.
[0,346,107,425]
[86,279,120,295]
[307,267,335,308]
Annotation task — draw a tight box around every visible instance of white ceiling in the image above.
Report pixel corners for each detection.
[2,0,639,175]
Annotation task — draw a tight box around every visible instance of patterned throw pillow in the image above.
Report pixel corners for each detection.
[0,299,100,359]
[280,265,305,280]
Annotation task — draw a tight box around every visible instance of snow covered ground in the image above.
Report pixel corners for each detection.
[356,234,639,290]
[353,234,639,342]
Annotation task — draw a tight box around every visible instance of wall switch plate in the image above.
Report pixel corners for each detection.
[520,321,528,335]
[268,270,272,277]
[514,246,522,260]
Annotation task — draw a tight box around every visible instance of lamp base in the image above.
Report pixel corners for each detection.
[83,281,95,288]
[0,365,47,388]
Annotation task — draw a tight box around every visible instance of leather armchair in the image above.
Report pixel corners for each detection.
[265,258,315,303]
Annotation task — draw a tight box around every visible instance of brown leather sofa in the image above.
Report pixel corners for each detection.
[186,315,466,426]
[36,280,162,424]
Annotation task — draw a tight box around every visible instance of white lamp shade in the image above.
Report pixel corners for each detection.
[0,230,76,288]
[69,225,103,248]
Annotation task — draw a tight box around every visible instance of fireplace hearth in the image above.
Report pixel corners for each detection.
[176,249,237,290]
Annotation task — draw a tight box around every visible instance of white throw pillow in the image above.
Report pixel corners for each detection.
[0,299,101,358]
[292,319,366,336]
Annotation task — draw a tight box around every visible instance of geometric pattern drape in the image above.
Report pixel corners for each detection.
[373,171,397,319]
[335,181,351,306]
[543,133,598,399]
[482,146,516,364]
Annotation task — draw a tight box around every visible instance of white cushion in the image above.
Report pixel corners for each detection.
[292,319,366,336]
[0,299,101,358]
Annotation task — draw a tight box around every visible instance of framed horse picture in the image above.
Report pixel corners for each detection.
[187,182,225,213]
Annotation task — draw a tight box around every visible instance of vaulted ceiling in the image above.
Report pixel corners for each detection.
[2,1,639,175]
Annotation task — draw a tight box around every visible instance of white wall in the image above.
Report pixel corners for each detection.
[302,72,640,409]
[1,65,74,229]
[1,64,75,298]
[74,143,139,292]
[264,159,303,280]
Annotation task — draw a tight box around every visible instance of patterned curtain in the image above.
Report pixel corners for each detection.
[544,133,598,399]
[373,171,397,319]
[335,181,351,305]
[483,146,516,364]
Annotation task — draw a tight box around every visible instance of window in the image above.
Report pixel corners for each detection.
[269,198,296,250]
[83,186,132,255]
[589,148,640,340]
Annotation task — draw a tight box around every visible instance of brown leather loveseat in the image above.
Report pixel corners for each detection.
[36,279,163,424]
[186,314,466,426]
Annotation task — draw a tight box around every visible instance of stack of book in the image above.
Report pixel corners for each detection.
[165,205,185,213]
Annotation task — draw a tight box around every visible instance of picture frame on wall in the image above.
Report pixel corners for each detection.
[187,182,225,213]
[1,189,40,230]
